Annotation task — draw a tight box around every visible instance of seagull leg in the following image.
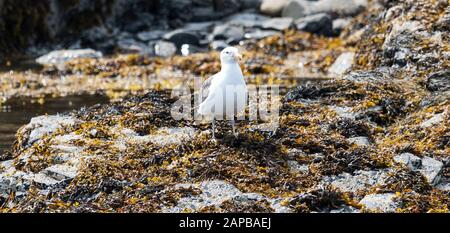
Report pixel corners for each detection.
[231,118,237,138]
[211,118,216,140]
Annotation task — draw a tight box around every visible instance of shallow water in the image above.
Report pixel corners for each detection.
[0,94,109,155]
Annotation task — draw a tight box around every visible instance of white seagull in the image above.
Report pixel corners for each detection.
[198,47,247,139]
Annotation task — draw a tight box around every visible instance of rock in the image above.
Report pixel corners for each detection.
[331,106,356,119]
[122,127,196,147]
[164,180,263,212]
[154,41,177,57]
[321,169,389,193]
[294,13,333,36]
[227,12,270,28]
[19,115,77,148]
[435,7,450,30]
[116,38,153,55]
[282,0,367,19]
[328,52,355,75]
[419,156,444,186]
[240,0,262,9]
[262,17,294,31]
[359,193,398,213]
[420,113,445,128]
[191,0,241,21]
[330,206,360,213]
[332,18,351,35]
[382,20,424,66]
[182,21,216,32]
[30,173,61,188]
[212,24,245,44]
[260,0,289,16]
[35,49,102,66]
[136,30,166,42]
[393,153,444,186]
[163,29,200,49]
[394,153,422,170]
[347,136,370,146]
[426,70,450,92]
[269,198,294,213]
[210,40,229,51]
[43,164,77,181]
[244,29,280,40]
[287,160,309,174]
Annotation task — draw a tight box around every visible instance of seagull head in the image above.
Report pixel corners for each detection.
[220,47,242,64]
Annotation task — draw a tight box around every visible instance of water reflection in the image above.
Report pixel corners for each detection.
[0,94,109,155]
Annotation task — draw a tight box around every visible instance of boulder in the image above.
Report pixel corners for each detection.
[136,30,166,42]
[328,52,355,75]
[347,136,370,146]
[420,113,445,128]
[163,29,200,49]
[295,13,333,36]
[35,49,103,67]
[359,193,398,213]
[244,29,281,40]
[260,0,289,16]
[227,12,270,27]
[154,41,177,57]
[262,17,294,31]
[212,24,245,44]
[393,153,444,186]
[332,18,351,35]
[282,0,367,19]
[426,70,450,92]
[394,153,422,170]
[419,156,444,186]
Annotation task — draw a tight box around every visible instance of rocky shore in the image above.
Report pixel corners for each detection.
[0,0,449,213]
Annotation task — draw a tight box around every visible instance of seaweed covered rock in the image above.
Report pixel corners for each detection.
[0,0,449,213]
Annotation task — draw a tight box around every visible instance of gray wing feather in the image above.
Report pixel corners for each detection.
[200,74,217,103]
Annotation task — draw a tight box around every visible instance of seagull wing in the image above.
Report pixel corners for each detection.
[200,73,218,103]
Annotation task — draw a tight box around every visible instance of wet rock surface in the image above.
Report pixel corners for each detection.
[0,0,449,213]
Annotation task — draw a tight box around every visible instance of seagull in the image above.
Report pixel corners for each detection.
[198,47,247,139]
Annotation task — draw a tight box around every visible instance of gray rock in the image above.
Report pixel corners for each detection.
[163,29,200,49]
[154,41,177,57]
[287,160,309,174]
[182,21,217,32]
[227,12,270,27]
[321,169,389,193]
[420,113,445,128]
[328,52,355,75]
[241,0,262,9]
[393,153,444,186]
[394,153,422,170]
[30,173,61,188]
[43,164,77,181]
[282,0,367,19]
[295,13,333,36]
[136,30,166,42]
[244,29,280,40]
[35,49,102,66]
[262,17,294,31]
[419,156,444,186]
[347,136,370,146]
[359,193,398,213]
[260,0,289,16]
[210,40,229,51]
[116,38,153,55]
[20,115,76,147]
[330,206,360,213]
[332,18,351,35]
[426,70,450,92]
[212,24,245,43]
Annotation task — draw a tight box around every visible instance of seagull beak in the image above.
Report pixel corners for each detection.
[235,52,243,61]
